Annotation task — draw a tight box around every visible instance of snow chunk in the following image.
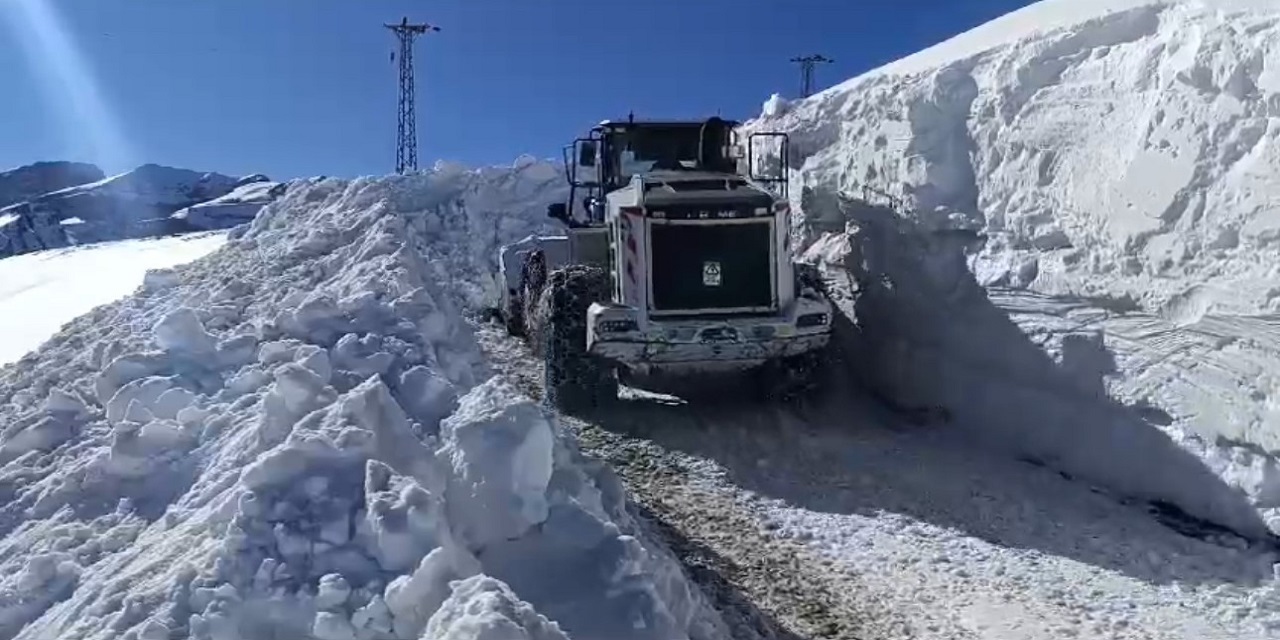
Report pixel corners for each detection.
[439,378,556,549]
[761,92,791,117]
[422,575,570,640]
[152,307,217,356]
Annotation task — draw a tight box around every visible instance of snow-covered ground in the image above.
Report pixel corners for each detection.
[479,311,1280,640]
[7,0,1280,636]
[748,0,1280,537]
[0,169,724,640]
[5,154,1280,638]
[0,233,227,367]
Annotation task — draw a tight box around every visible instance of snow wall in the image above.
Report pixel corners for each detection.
[0,161,726,640]
[748,0,1280,538]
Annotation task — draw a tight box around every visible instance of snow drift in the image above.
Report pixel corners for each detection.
[0,164,269,259]
[0,164,722,639]
[748,0,1280,537]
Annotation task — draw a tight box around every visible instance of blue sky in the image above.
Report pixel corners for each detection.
[0,0,1035,181]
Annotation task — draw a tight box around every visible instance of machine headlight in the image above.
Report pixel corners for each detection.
[796,313,829,328]
[599,319,638,334]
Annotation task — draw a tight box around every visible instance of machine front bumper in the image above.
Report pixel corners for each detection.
[585,301,832,371]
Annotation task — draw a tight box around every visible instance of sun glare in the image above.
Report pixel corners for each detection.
[2,0,136,172]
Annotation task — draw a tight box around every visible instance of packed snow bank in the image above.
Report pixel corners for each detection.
[0,164,256,258]
[801,193,1275,540]
[0,162,104,210]
[0,232,227,367]
[757,0,1280,313]
[0,168,721,640]
[745,0,1280,537]
[170,178,287,231]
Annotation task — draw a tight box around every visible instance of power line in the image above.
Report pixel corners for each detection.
[385,16,440,175]
[790,54,833,98]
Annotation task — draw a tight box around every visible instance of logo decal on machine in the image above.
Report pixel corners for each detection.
[702,261,722,287]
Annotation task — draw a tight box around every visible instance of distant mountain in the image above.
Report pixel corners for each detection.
[0,163,285,258]
[170,175,287,230]
[0,161,104,210]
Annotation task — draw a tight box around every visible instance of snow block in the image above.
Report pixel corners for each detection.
[422,575,571,640]
[438,378,556,549]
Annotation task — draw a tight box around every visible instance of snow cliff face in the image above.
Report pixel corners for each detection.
[760,0,1280,310]
[0,164,259,259]
[748,0,1280,536]
[0,162,105,210]
[0,163,719,640]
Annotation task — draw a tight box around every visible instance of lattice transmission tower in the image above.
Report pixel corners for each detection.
[790,54,833,98]
[386,16,441,174]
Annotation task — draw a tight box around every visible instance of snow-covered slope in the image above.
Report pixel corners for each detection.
[0,164,264,258]
[0,233,227,367]
[748,0,1280,535]
[0,162,104,210]
[0,163,719,640]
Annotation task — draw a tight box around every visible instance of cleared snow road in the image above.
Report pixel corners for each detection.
[478,321,1280,639]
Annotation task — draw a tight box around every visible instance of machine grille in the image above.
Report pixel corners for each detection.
[649,220,774,312]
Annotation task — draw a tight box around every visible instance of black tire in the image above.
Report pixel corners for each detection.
[534,264,618,413]
[794,261,827,297]
[520,250,548,342]
[503,293,525,337]
[754,347,831,405]
[754,262,835,404]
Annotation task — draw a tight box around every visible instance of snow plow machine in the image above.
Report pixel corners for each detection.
[497,116,834,412]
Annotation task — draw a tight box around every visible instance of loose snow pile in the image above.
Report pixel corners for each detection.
[0,232,227,367]
[0,164,263,258]
[390,156,568,310]
[747,0,1280,537]
[0,166,721,639]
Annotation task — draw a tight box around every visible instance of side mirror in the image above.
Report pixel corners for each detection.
[577,141,598,167]
[547,202,569,222]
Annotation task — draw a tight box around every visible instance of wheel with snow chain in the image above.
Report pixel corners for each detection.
[534,264,618,413]
[518,250,548,340]
[754,349,831,405]
[502,294,524,337]
[794,261,827,297]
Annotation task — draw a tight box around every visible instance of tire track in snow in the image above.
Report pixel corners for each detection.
[475,320,945,640]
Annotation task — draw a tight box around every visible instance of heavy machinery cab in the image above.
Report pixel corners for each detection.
[546,117,797,313]
[518,115,830,376]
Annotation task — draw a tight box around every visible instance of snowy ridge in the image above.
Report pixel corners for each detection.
[0,169,721,639]
[170,178,286,231]
[0,164,259,259]
[748,0,1280,536]
[0,162,104,211]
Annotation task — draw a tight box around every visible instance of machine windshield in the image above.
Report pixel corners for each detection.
[604,125,730,184]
